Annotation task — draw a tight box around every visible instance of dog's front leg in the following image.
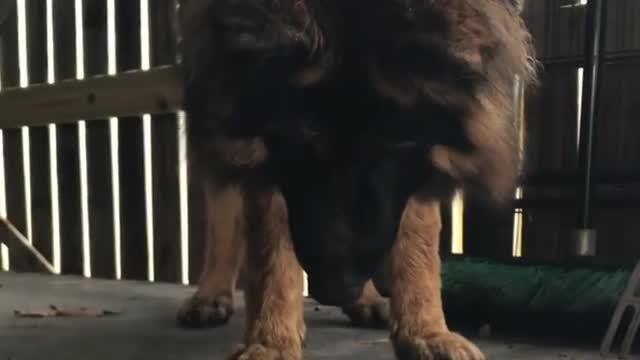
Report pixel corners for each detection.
[389,196,484,360]
[230,188,305,360]
[178,182,245,328]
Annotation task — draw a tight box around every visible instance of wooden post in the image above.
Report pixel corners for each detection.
[84,0,117,279]
[116,0,147,281]
[0,0,31,271]
[26,0,54,273]
[149,0,181,283]
[53,0,83,276]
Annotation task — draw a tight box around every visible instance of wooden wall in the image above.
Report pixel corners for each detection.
[463,0,640,268]
[0,0,203,282]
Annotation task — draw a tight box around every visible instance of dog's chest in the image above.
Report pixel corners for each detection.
[269,140,428,305]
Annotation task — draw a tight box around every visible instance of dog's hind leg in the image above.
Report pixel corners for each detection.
[341,280,390,329]
[230,189,305,360]
[177,182,245,328]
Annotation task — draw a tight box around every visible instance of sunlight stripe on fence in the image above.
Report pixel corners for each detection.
[140,0,156,283]
[0,128,8,271]
[74,0,92,278]
[173,1,191,286]
[48,123,61,273]
[450,191,464,255]
[178,111,190,285]
[17,0,33,249]
[576,67,585,152]
[106,0,122,280]
[46,0,62,274]
[0,35,7,271]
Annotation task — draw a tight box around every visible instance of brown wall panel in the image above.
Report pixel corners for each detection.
[523,64,579,176]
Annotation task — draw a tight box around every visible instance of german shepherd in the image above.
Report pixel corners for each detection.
[178,0,536,358]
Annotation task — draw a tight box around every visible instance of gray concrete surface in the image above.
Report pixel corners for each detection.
[0,272,612,359]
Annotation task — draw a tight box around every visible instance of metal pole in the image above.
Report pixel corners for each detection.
[572,0,606,257]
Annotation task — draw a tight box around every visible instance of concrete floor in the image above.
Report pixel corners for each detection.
[0,272,618,360]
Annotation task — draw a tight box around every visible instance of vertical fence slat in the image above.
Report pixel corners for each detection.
[525,65,580,174]
[116,0,147,281]
[188,180,205,284]
[605,0,640,52]
[522,207,575,263]
[608,0,640,52]
[149,0,180,283]
[590,59,640,267]
[26,0,54,273]
[0,2,16,270]
[634,0,640,50]
[53,0,83,275]
[594,209,640,267]
[176,2,206,285]
[522,0,547,59]
[0,2,31,271]
[3,125,29,271]
[84,0,116,279]
[118,120,145,267]
[594,62,640,174]
[463,200,515,259]
[151,114,180,283]
[520,64,580,262]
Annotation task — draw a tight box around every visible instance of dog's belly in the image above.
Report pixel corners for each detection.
[270,139,429,306]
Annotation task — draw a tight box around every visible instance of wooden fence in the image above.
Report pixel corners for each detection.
[0,0,199,283]
[462,0,640,268]
[0,0,639,286]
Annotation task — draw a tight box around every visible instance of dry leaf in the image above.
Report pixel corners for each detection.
[13,305,120,318]
[362,338,389,345]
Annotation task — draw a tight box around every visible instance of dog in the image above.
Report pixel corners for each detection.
[178,0,536,358]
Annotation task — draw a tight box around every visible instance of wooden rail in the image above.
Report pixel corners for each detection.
[0,65,182,129]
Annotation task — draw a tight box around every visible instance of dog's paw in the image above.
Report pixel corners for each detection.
[229,343,301,360]
[342,298,390,329]
[392,331,485,360]
[177,292,234,328]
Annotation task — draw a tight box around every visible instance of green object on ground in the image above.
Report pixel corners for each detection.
[440,257,631,337]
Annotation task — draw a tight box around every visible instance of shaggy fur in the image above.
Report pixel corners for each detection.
[177,179,390,329]
[179,0,537,358]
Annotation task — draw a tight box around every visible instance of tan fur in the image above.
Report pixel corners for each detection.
[366,0,537,205]
[389,196,484,359]
[213,137,268,168]
[342,280,390,329]
[177,183,245,326]
[235,189,305,360]
[429,93,521,202]
[201,184,245,293]
[178,182,391,329]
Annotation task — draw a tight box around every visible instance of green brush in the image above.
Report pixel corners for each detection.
[441,257,631,338]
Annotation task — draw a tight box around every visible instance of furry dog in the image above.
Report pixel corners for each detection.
[179,0,536,359]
